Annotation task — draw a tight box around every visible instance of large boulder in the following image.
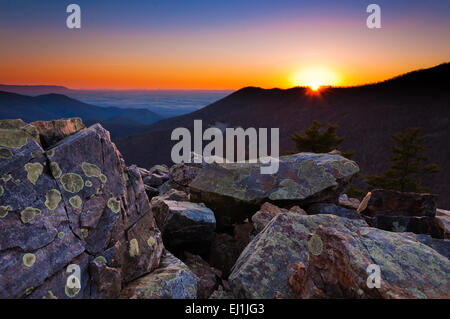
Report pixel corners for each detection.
[288,224,450,299]
[229,212,449,299]
[151,199,216,256]
[120,251,197,299]
[0,120,164,299]
[228,213,368,298]
[189,153,359,228]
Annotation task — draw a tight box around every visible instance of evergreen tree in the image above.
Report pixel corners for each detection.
[288,120,345,154]
[367,127,440,193]
[289,120,363,198]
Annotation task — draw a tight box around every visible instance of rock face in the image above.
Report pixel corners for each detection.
[151,198,216,256]
[189,153,359,228]
[358,189,441,237]
[120,251,197,299]
[0,119,163,299]
[228,213,368,298]
[30,118,85,148]
[288,224,450,299]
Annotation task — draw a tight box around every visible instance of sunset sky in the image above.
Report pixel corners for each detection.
[1,0,449,90]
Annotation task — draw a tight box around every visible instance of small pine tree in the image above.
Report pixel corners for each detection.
[367,127,440,193]
[289,120,363,197]
[288,120,345,154]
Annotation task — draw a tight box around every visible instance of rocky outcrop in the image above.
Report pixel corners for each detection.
[189,153,359,228]
[151,198,216,256]
[228,213,369,298]
[288,224,450,298]
[120,251,197,299]
[0,119,163,299]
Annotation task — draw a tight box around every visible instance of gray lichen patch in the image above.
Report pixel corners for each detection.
[99,174,107,184]
[0,128,29,149]
[94,256,107,264]
[85,180,93,187]
[24,162,44,185]
[81,162,102,178]
[0,205,12,218]
[60,173,84,193]
[2,174,11,182]
[23,253,36,267]
[46,149,55,158]
[107,197,121,213]
[129,238,140,257]
[50,162,62,179]
[57,232,65,239]
[0,185,3,197]
[45,189,62,210]
[20,207,41,223]
[69,195,83,209]
[81,228,89,238]
[0,148,13,159]
[42,290,58,299]
[307,234,323,256]
[30,151,43,158]
[65,285,80,298]
[147,237,156,247]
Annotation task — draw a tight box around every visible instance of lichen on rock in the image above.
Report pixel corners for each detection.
[24,162,43,185]
[60,173,84,193]
[20,207,41,223]
[69,195,83,209]
[44,189,62,210]
[22,253,36,267]
[107,197,121,213]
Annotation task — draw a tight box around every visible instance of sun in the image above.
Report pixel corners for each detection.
[292,66,339,90]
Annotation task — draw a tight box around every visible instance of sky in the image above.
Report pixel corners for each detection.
[0,0,449,90]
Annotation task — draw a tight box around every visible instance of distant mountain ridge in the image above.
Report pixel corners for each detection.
[116,62,450,207]
[0,91,162,137]
[0,84,71,95]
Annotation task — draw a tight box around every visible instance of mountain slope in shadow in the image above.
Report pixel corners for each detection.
[116,63,450,207]
[0,91,163,137]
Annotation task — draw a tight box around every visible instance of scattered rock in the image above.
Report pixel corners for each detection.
[209,233,242,278]
[190,153,359,228]
[338,194,361,210]
[435,215,450,239]
[306,203,363,220]
[151,199,216,256]
[120,251,197,299]
[251,202,306,233]
[358,189,437,217]
[184,252,222,299]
